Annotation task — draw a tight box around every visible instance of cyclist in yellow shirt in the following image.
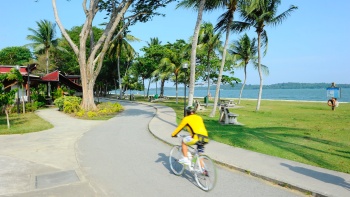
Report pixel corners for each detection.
[171,106,209,165]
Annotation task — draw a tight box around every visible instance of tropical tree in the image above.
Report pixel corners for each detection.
[0,47,32,65]
[210,0,240,117]
[236,0,298,111]
[0,68,23,129]
[140,38,164,96]
[131,57,152,97]
[163,39,189,103]
[197,22,222,106]
[26,20,64,74]
[177,0,207,107]
[51,0,176,111]
[108,24,139,99]
[229,33,268,104]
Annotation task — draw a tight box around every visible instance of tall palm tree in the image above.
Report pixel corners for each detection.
[26,19,65,97]
[229,33,268,104]
[108,25,139,99]
[237,0,298,111]
[177,0,206,107]
[210,0,240,117]
[197,22,222,106]
[27,20,61,74]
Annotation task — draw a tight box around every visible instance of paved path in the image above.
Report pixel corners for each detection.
[0,99,349,197]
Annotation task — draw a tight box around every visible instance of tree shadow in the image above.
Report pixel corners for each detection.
[281,163,350,191]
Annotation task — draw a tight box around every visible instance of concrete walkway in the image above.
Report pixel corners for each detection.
[0,99,349,197]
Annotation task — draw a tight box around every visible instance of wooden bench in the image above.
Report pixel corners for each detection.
[218,106,242,125]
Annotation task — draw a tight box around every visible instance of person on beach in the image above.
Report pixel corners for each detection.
[171,106,209,166]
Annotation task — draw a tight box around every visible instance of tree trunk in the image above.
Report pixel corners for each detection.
[206,52,210,107]
[175,75,178,104]
[80,63,97,111]
[238,66,247,104]
[147,77,151,97]
[118,56,122,99]
[256,32,263,111]
[160,79,165,97]
[188,0,206,106]
[5,109,10,129]
[210,26,230,117]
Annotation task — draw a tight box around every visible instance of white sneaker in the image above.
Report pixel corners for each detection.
[178,157,191,166]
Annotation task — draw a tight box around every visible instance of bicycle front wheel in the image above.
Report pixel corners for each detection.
[194,155,217,191]
[169,145,185,175]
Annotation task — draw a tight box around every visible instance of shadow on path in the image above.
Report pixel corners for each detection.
[281,163,350,191]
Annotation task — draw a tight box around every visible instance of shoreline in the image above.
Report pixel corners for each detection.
[107,94,349,104]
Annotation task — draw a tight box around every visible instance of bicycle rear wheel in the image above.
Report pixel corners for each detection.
[169,145,185,175]
[194,155,217,191]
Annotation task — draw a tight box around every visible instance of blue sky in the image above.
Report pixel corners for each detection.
[0,0,349,85]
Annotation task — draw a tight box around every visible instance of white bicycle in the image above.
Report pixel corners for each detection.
[169,135,217,191]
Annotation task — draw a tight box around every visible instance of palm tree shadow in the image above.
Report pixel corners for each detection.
[281,163,350,191]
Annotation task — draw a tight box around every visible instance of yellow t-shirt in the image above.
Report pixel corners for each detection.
[171,114,208,140]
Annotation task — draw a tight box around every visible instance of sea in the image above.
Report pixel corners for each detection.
[115,87,350,103]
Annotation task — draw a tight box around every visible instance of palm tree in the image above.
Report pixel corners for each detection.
[209,0,240,117]
[197,22,222,106]
[108,24,139,99]
[152,58,173,97]
[164,39,189,104]
[229,33,269,104]
[26,19,65,97]
[177,0,207,107]
[237,0,298,111]
[27,20,61,74]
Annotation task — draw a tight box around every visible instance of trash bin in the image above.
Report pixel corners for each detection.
[204,96,208,104]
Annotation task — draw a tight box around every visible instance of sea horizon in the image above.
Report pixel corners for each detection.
[112,87,350,103]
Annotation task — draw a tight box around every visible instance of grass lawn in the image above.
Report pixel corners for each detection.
[0,112,53,134]
[1,97,349,174]
[162,99,350,174]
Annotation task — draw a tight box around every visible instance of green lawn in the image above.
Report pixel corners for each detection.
[0,112,53,134]
[162,99,350,174]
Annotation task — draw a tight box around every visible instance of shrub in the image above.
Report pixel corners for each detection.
[63,96,82,113]
[54,97,65,111]
[76,110,85,117]
[25,102,39,112]
[54,96,82,113]
[97,102,123,113]
[87,111,97,117]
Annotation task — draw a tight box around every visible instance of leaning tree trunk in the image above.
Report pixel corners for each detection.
[256,32,263,111]
[206,52,210,107]
[210,26,230,117]
[238,66,248,104]
[188,0,206,107]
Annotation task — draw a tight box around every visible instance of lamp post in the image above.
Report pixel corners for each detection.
[182,63,188,117]
[15,65,20,114]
